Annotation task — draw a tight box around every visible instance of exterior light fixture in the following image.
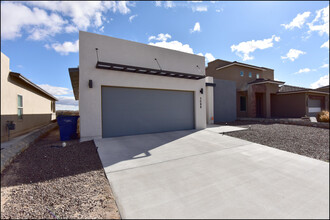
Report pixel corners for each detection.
[89,80,93,88]
[200,88,203,94]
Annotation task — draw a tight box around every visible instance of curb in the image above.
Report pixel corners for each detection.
[1,122,58,173]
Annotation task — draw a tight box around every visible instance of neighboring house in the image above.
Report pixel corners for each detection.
[206,59,329,119]
[69,31,207,139]
[315,85,330,93]
[272,85,329,117]
[1,52,57,142]
[206,59,284,118]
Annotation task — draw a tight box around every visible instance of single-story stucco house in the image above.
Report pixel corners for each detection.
[1,52,57,142]
[69,31,212,139]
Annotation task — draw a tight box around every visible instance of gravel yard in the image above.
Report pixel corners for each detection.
[221,121,329,162]
[1,127,120,219]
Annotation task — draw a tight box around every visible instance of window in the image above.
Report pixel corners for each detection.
[18,95,23,119]
[240,71,244,77]
[256,73,260,79]
[249,72,252,78]
[240,96,246,111]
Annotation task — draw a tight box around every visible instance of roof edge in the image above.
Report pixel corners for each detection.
[9,72,58,101]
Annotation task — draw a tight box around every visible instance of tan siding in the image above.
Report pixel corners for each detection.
[271,93,306,118]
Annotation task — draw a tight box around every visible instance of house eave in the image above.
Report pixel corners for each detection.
[9,72,58,101]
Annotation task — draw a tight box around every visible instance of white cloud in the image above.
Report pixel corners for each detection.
[192,5,208,12]
[281,11,311,30]
[56,104,79,111]
[190,22,201,33]
[149,40,194,54]
[1,1,133,40]
[281,49,306,61]
[197,52,215,64]
[55,96,79,110]
[307,5,329,36]
[1,2,67,40]
[294,68,312,74]
[216,9,223,13]
[155,1,162,7]
[45,40,79,55]
[129,14,138,22]
[205,53,215,63]
[321,40,329,49]
[320,64,329,68]
[38,84,72,96]
[99,26,104,32]
[310,74,329,89]
[38,84,78,110]
[231,35,280,61]
[148,33,172,42]
[65,25,79,33]
[164,1,175,8]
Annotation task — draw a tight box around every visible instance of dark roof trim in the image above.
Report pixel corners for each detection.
[215,61,267,71]
[96,61,205,80]
[9,72,58,101]
[206,82,216,87]
[68,68,79,100]
[248,79,285,85]
[277,90,329,95]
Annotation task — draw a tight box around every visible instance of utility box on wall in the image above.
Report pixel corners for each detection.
[213,79,237,123]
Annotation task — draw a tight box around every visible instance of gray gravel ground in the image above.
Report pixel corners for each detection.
[1,128,120,219]
[220,121,329,162]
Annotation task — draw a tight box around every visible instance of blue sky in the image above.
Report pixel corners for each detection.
[1,1,329,110]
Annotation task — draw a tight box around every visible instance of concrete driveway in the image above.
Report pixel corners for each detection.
[95,127,329,219]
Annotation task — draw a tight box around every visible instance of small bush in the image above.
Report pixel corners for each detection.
[317,110,329,122]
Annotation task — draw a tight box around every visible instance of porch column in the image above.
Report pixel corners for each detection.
[266,91,271,118]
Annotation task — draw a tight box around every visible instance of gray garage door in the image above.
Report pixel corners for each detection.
[101,87,195,138]
[308,98,322,116]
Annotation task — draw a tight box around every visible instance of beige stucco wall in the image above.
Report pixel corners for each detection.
[1,52,56,141]
[79,31,206,139]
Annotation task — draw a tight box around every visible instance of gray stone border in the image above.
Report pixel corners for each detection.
[1,122,58,173]
[237,117,329,129]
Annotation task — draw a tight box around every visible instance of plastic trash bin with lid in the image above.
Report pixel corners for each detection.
[57,115,80,141]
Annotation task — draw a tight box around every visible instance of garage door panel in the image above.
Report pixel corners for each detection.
[102,87,194,138]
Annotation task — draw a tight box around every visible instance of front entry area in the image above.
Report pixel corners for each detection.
[101,86,195,138]
[255,93,264,118]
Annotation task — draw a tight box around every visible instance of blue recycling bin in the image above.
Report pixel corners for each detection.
[57,115,80,141]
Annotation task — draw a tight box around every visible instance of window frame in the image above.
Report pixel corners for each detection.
[256,73,260,79]
[240,71,244,77]
[18,94,23,120]
[240,96,247,112]
[249,72,252,78]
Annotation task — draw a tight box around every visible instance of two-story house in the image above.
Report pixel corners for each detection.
[206,59,329,119]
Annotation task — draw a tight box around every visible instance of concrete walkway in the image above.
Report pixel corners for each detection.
[95,129,329,219]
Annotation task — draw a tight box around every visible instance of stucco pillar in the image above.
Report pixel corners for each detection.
[205,77,214,124]
[247,85,256,118]
[266,91,271,118]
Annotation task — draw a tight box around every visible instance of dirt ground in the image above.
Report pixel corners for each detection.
[220,121,330,162]
[1,127,120,219]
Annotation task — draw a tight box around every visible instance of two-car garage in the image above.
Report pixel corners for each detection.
[101,86,195,138]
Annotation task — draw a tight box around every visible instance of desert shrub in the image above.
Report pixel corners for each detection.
[317,110,329,122]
